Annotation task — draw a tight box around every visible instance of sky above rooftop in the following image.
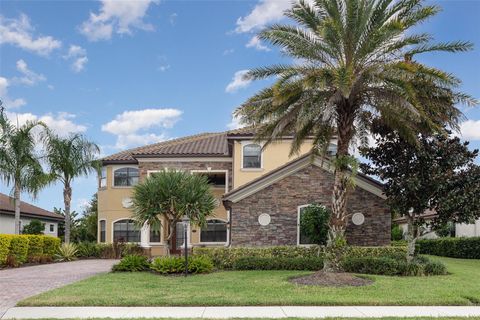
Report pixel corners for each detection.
[1,0,479,214]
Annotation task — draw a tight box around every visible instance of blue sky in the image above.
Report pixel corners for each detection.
[1,0,479,214]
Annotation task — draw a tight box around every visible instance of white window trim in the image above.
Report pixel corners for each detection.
[199,218,228,245]
[111,218,141,244]
[240,141,264,171]
[112,165,139,188]
[99,167,107,189]
[99,219,106,243]
[190,169,229,193]
[297,204,315,246]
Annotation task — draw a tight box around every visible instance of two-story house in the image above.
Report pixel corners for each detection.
[98,127,390,256]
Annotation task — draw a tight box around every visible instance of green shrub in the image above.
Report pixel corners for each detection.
[42,236,60,256]
[55,243,78,261]
[76,242,102,258]
[150,256,214,274]
[187,255,214,274]
[391,224,404,241]
[0,235,12,265]
[343,256,402,276]
[9,235,29,264]
[112,255,150,272]
[233,256,324,271]
[25,235,44,259]
[424,260,448,275]
[22,219,45,235]
[299,204,330,245]
[417,237,480,259]
[391,240,408,247]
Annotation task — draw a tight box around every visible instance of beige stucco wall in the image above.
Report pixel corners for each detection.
[232,140,314,189]
[0,214,59,236]
[97,165,228,250]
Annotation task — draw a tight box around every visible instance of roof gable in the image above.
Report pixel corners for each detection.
[223,153,385,203]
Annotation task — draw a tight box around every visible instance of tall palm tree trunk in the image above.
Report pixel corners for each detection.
[14,182,21,235]
[63,184,72,243]
[324,106,355,272]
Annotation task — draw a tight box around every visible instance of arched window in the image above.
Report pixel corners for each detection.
[242,144,262,169]
[113,219,140,242]
[113,167,139,186]
[200,219,227,243]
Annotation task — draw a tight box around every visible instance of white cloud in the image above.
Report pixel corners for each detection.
[235,0,291,33]
[223,48,235,55]
[13,59,46,86]
[64,45,88,73]
[158,64,170,72]
[459,120,480,141]
[4,111,87,136]
[79,0,159,41]
[102,108,182,148]
[0,14,61,55]
[246,35,270,51]
[225,70,252,93]
[226,115,246,130]
[169,13,178,26]
[0,76,27,109]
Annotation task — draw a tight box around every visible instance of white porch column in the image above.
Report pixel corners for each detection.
[140,222,151,248]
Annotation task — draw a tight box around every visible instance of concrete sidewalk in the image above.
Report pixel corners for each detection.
[2,306,480,319]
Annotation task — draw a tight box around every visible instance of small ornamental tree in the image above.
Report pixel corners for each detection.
[131,170,217,255]
[361,129,480,261]
[299,204,331,245]
[22,219,45,235]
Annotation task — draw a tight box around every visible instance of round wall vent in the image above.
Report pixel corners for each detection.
[352,212,365,226]
[258,213,271,226]
[122,197,133,208]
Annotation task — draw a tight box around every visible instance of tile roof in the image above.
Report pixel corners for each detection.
[102,132,231,163]
[0,193,64,220]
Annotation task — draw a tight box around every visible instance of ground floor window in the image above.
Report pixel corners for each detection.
[113,219,140,242]
[200,219,227,243]
[150,228,161,243]
[298,205,313,245]
[99,220,106,243]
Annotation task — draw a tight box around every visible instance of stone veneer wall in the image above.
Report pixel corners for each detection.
[228,164,390,247]
[138,160,233,191]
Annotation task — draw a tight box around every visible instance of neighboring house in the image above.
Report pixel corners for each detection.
[98,128,390,256]
[393,211,480,239]
[0,192,64,236]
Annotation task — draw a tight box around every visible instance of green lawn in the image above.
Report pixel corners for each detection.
[19,257,480,306]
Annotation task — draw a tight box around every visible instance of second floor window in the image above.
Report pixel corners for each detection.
[99,167,107,188]
[243,144,262,169]
[114,167,139,187]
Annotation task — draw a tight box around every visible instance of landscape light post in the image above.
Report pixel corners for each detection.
[182,215,190,277]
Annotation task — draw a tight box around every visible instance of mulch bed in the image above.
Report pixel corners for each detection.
[290,271,373,287]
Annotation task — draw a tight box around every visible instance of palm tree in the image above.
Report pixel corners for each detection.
[235,0,474,270]
[0,109,50,234]
[131,170,216,255]
[44,132,100,243]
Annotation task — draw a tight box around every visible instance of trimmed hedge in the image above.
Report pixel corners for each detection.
[417,237,480,259]
[0,235,11,265]
[0,234,61,267]
[233,256,324,271]
[9,236,29,264]
[193,246,407,270]
[342,256,447,276]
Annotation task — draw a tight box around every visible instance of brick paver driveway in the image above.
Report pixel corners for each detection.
[0,259,117,316]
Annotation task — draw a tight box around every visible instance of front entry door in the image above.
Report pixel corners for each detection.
[170,222,185,255]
